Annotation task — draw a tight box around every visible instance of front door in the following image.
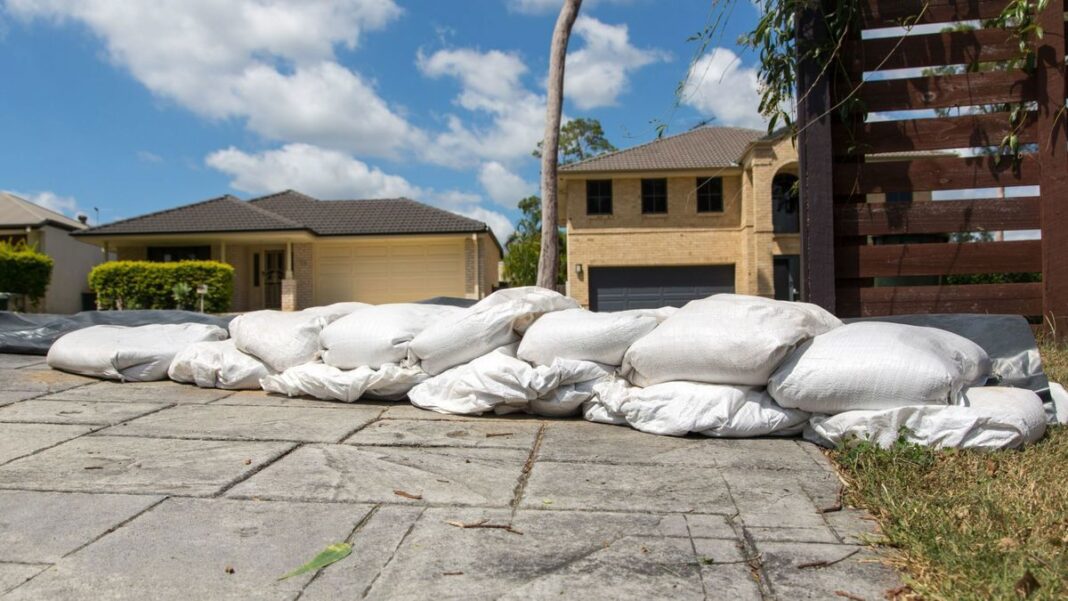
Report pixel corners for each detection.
[264,250,285,309]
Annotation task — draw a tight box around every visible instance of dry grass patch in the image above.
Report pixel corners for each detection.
[827,338,1068,600]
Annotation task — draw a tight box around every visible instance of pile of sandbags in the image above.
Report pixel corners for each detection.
[46,323,228,381]
[321,303,461,369]
[229,304,366,373]
[168,339,270,390]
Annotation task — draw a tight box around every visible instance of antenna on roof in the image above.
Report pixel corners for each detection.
[93,207,100,226]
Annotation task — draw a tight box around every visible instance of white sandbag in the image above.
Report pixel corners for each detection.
[261,362,429,402]
[47,323,227,382]
[517,308,659,367]
[581,375,634,425]
[1047,382,1068,425]
[621,294,841,387]
[320,303,463,369]
[769,322,991,414]
[408,348,612,416]
[167,339,270,390]
[408,287,579,375]
[229,309,333,372]
[621,381,809,438]
[300,302,371,321]
[805,386,1047,450]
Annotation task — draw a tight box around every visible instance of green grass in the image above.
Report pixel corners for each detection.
[826,338,1068,600]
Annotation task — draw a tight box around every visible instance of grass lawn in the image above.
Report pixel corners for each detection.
[826,338,1067,600]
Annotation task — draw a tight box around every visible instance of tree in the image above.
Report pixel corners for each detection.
[533,117,617,164]
[503,196,566,286]
[537,0,582,289]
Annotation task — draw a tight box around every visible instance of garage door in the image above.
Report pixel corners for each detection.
[314,239,466,305]
[588,265,735,311]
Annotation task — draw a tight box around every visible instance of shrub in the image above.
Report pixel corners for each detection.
[0,240,54,309]
[89,260,233,312]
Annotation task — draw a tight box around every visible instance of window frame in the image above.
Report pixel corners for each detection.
[696,177,724,213]
[586,179,613,215]
[640,178,668,214]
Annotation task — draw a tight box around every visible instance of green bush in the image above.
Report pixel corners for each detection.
[0,240,54,308]
[88,260,233,312]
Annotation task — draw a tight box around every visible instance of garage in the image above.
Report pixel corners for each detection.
[314,239,467,305]
[588,265,735,311]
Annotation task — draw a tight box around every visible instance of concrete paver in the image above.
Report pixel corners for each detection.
[0,491,162,562]
[0,355,46,369]
[0,354,903,599]
[0,435,294,496]
[0,399,164,425]
[103,403,383,442]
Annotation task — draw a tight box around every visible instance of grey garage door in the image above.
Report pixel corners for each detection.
[588,265,735,311]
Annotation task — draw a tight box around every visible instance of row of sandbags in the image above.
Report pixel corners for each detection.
[44,288,1064,450]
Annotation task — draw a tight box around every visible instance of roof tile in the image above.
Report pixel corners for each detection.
[560,126,765,173]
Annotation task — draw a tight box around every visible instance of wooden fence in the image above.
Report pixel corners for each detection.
[797,0,1067,336]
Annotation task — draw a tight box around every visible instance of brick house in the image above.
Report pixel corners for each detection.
[74,190,501,311]
[558,126,803,310]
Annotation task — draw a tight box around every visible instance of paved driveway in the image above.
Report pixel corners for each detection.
[0,354,901,600]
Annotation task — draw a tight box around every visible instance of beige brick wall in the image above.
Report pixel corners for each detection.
[481,233,501,295]
[293,243,313,309]
[563,135,801,307]
[464,233,501,298]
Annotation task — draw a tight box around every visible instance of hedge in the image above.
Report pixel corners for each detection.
[88,260,234,312]
[0,241,54,308]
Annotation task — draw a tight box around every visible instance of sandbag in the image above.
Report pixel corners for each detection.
[516,308,659,367]
[301,302,370,321]
[621,381,809,438]
[229,309,335,372]
[408,287,579,375]
[581,376,634,426]
[261,362,428,402]
[46,323,227,381]
[167,339,270,390]
[805,386,1047,450]
[769,322,991,414]
[0,310,233,355]
[621,294,841,387]
[1048,382,1068,425]
[320,303,462,369]
[408,348,612,416]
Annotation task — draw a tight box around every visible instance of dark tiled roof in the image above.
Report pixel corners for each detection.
[248,190,490,236]
[560,126,765,173]
[76,190,492,238]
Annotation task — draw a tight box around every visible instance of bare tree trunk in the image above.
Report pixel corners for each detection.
[537,0,582,290]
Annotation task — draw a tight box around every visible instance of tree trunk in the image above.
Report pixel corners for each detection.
[537,0,582,290]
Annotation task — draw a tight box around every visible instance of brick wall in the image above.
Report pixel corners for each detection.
[293,243,313,309]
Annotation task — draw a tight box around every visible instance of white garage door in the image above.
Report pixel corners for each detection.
[314,239,467,305]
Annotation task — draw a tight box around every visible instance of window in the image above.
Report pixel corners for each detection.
[696,177,723,212]
[641,179,668,214]
[772,173,800,233]
[586,180,613,215]
[253,253,261,287]
[146,245,211,262]
[886,191,913,203]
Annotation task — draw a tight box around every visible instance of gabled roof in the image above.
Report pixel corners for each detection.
[75,190,496,246]
[0,191,87,231]
[559,126,765,173]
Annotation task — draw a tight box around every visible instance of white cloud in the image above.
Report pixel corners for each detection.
[565,16,668,110]
[680,48,766,129]
[205,144,514,240]
[6,0,415,156]
[479,161,535,206]
[136,150,162,163]
[507,0,634,15]
[8,189,80,217]
[417,48,546,167]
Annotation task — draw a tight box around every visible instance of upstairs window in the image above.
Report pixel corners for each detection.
[586,180,613,215]
[772,173,801,233]
[886,191,913,203]
[696,177,723,212]
[641,178,668,214]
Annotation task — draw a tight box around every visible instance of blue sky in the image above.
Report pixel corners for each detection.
[0,0,764,240]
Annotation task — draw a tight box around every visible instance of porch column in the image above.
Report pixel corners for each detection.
[219,241,226,263]
[281,241,297,311]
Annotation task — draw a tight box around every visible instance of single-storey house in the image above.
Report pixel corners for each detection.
[557,126,930,311]
[0,191,104,313]
[74,190,502,311]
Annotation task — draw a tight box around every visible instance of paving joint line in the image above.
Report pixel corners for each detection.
[333,407,390,443]
[294,503,381,600]
[508,423,545,519]
[360,506,426,599]
[212,442,303,498]
[719,471,776,601]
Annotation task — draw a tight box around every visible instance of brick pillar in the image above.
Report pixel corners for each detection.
[281,279,298,312]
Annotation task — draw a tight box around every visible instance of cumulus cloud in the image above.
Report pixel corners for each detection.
[681,48,766,129]
[7,189,81,217]
[479,161,535,206]
[6,0,416,156]
[565,16,669,110]
[417,48,546,167]
[205,144,514,240]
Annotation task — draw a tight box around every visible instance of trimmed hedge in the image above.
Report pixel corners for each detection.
[89,260,234,312]
[0,241,54,307]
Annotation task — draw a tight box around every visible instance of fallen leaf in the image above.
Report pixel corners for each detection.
[83,466,103,470]
[244,459,252,465]
[485,432,514,438]
[277,543,352,580]
[834,591,865,601]
[445,519,523,535]
[224,566,235,575]
[1014,570,1040,598]
[394,490,422,500]
[542,499,553,505]
[442,571,464,576]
